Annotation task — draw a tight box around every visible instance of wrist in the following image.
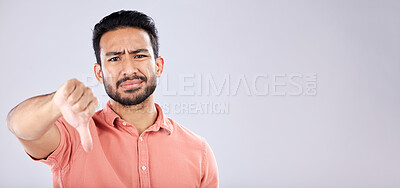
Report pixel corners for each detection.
[49,92,62,118]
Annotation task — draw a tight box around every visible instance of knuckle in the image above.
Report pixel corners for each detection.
[84,110,91,117]
[86,87,93,95]
[73,103,84,112]
[68,97,75,103]
[68,78,78,85]
[92,98,99,106]
[68,95,78,104]
[76,83,84,90]
[62,89,69,97]
[71,105,78,112]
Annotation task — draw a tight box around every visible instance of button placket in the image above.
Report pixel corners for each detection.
[137,133,150,187]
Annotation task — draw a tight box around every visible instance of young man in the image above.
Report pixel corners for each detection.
[7,10,218,187]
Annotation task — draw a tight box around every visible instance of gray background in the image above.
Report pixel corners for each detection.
[1,0,399,187]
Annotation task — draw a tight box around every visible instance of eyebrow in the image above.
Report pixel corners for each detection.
[105,49,149,56]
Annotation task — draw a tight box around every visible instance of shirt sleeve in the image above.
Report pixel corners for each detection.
[200,138,219,188]
[30,117,82,171]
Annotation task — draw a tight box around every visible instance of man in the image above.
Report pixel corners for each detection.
[6,10,218,187]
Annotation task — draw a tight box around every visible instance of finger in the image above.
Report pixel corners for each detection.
[72,88,94,112]
[54,81,75,106]
[62,79,78,99]
[83,97,98,117]
[76,125,93,152]
[67,83,85,105]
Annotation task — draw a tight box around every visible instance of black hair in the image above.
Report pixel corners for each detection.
[92,10,159,65]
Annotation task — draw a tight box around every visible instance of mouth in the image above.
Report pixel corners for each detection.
[119,79,143,90]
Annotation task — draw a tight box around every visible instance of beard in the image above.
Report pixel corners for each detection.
[103,72,157,106]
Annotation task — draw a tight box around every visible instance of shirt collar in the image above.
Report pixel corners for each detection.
[102,101,173,135]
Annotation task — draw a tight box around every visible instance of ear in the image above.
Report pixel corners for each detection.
[94,63,104,84]
[155,56,165,78]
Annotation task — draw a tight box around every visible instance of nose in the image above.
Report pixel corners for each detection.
[121,52,139,76]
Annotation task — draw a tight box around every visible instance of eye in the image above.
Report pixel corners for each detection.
[108,57,120,62]
[135,54,147,59]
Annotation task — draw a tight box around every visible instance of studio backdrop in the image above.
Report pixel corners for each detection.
[1,0,399,187]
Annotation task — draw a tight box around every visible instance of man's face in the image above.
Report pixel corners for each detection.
[94,27,163,106]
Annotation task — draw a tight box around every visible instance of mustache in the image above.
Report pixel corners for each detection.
[116,75,147,88]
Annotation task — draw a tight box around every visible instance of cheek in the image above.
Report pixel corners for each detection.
[148,64,157,73]
[145,69,156,79]
[105,75,118,84]
[102,68,119,82]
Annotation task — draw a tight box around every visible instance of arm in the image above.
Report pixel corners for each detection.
[6,79,98,159]
[200,140,219,188]
[7,93,62,159]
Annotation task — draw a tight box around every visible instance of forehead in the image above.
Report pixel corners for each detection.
[99,27,153,53]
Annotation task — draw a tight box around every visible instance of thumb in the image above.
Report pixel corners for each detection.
[76,124,93,152]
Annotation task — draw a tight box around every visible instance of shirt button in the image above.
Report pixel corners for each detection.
[139,137,143,141]
[122,122,127,126]
[141,165,147,171]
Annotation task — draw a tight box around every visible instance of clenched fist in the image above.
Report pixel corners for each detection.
[53,79,98,152]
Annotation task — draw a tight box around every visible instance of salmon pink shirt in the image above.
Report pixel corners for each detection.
[34,101,218,188]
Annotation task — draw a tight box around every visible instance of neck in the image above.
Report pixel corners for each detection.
[109,95,158,135]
